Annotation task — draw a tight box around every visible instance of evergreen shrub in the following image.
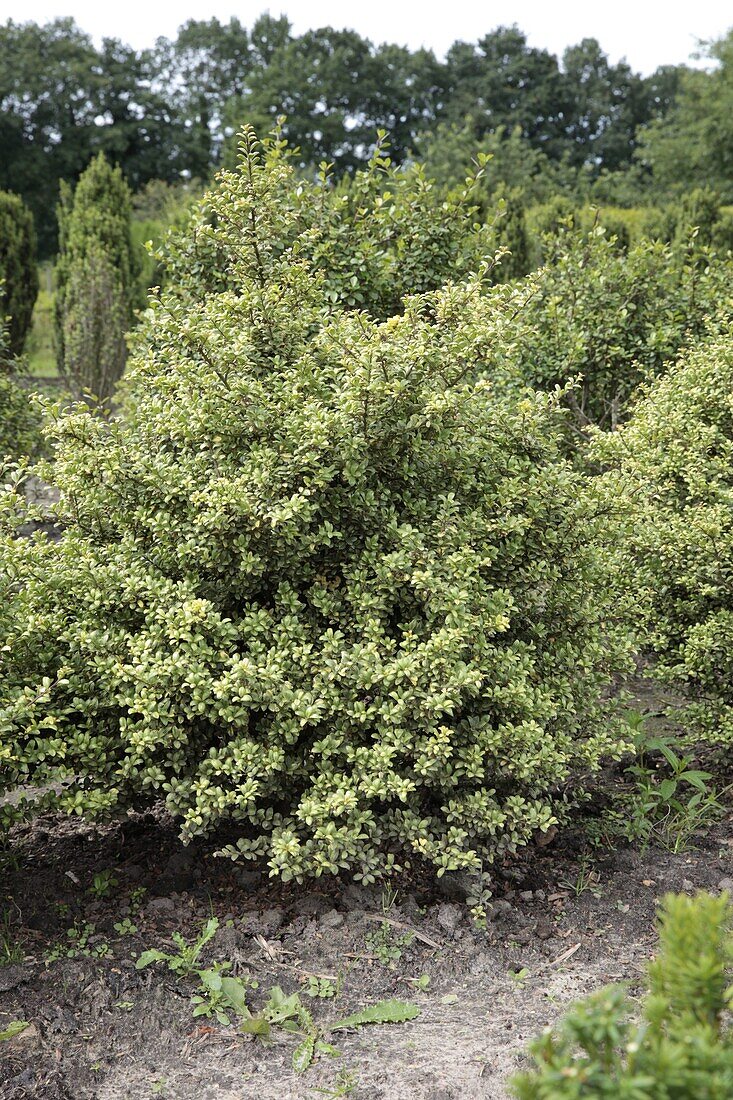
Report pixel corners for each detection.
[0,326,41,461]
[0,191,39,357]
[150,126,501,327]
[0,130,631,887]
[512,891,733,1098]
[54,154,139,402]
[503,225,732,432]
[595,328,733,743]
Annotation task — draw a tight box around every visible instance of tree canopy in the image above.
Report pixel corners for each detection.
[2,14,721,256]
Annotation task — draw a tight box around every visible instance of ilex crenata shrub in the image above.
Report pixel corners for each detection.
[507,223,732,434]
[54,154,139,402]
[595,327,733,744]
[0,190,39,358]
[0,129,631,887]
[512,891,733,1098]
[146,125,502,329]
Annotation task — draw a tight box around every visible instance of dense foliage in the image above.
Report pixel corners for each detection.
[54,154,139,401]
[639,32,733,202]
[596,328,733,743]
[145,128,503,328]
[1,14,719,255]
[500,223,732,432]
[512,891,733,1098]
[0,190,38,356]
[0,133,631,888]
[0,318,40,461]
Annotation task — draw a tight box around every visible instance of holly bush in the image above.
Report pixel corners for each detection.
[512,891,733,1098]
[0,129,631,883]
[595,327,733,744]
[146,125,501,330]
[503,224,732,433]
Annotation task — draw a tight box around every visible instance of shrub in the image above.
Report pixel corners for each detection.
[0,370,40,464]
[594,328,733,743]
[512,891,733,1098]
[0,191,39,357]
[489,186,531,282]
[149,126,499,328]
[54,154,139,402]
[502,225,731,432]
[0,129,631,885]
[641,189,733,255]
[0,299,41,462]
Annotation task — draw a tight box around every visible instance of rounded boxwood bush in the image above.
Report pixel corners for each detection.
[595,326,733,742]
[0,131,631,885]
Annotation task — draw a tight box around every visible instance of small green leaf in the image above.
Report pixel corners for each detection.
[241,1015,271,1039]
[135,949,170,970]
[315,1040,341,1058]
[0,1021,28,1042]
[220,976,249,1016]
[293,1035,315,1073]
[331,999,420,1030]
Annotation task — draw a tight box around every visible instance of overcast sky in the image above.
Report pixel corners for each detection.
[6,0,732,74]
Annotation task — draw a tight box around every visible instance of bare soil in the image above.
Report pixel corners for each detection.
[1,688,731,1100]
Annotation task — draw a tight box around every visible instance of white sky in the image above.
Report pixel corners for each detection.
[3,0,732,74]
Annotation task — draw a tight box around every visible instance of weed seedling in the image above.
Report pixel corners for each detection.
[0,909,23,966]
[305,976,338,999]
[46,921,110,962]
[308,1068,359,1097]
[0,1020,29,1041]
[113,917,137,936]
[510,967,531,989]
[88,870,118,898]
[129,886,147,915]
[407,973,431,991]
[559,858,602,898]
[136,917,219,976]
[242,988,419,1074]
[192,968,257,1025]
[365,921,414,966]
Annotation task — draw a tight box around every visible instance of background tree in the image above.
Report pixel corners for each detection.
[0,19,101,255]
[441,27,570,158]
[0,191,39,356]
[638,30,733,200]
[54,154,138,401]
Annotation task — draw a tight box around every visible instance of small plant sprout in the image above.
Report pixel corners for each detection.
[88,869,118,898]
[0,908,23,967]
[192,969,256,1025]
[365,922,415,966]
[0,1020,29,1042]
[136,917,219,976]
[305,976,338,999]
[113,917,137,936]
[46,921,110,962]
[559,857,603,898]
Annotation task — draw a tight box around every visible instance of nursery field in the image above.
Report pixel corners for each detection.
[2,679,731,1100]
[4,28,733,1096]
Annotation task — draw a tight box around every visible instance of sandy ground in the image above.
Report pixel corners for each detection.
[1,784,731,1100]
